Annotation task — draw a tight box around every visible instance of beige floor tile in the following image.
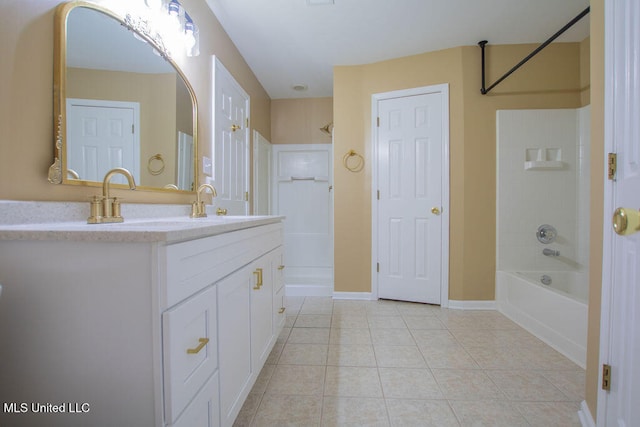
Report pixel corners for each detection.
[333,302,367,316]
[233,392,262,427]
[411,329,460,348]
[449,400,529,427]
[284,315,297,328]
[525,345,584,370]
[294,314,332,328]
[516,401,582,427]
[370,328,416,346]
[374,345,427,368]
[402,315,446,330]
[300,299,334,315]
[395,303,442,316]
[265,340,284,365]
[368,315,408,329]
[331,314,369,329]
[266,365,326,396]
[419,344,481,369]
[324,366,383,397]
[486,370,569,401]
[464,345,533,370]
[432,369,505,400]
[378,367,443,399]
[541,369,586,401]
[329,328,372,345]
[252,394,322,427]
[321,397,390,426]
[327,344,377,366]
[287,327,331,344]
[364,302,401,316]
[251,364,276,394]
[386,399,459,427]
[278,343,328,365]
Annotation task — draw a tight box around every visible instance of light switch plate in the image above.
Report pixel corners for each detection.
[202,156,213,176]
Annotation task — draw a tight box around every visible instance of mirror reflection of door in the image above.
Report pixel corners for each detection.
[66,98,140,184]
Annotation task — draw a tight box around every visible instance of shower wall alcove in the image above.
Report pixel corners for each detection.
[495,106,590,368]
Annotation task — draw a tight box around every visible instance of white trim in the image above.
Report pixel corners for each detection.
[448,300,496,311]
[332,292,375,301]
[285,284,333,297]
[578,401,596,427]
[371,84,450,308]
[597,0,616,423]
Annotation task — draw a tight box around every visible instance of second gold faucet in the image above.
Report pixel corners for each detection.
[191,184,217,218]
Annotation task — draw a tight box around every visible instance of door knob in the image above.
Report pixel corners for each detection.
[431,207,440,215]
[612,207,640,236]
[231,124,241,132]
[216,207,228,216]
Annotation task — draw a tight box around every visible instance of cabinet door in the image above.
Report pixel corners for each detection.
[218,265,252,427]
[271,248,286,335]
[163,285,218,424]
[251,256,274,369]
[169,372,219,427]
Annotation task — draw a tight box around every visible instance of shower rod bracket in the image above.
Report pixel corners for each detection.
[478,6,590,95]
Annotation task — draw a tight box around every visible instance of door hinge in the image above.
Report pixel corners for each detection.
[376,262,380,273]
[132,124,134,134]
[602,364,611,391]
[608,153,617,180]
[377,190,380,200]
[244,191,249,201]
[246,117,249,128]
[377,117,380,127]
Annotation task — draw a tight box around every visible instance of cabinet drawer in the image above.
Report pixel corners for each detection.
[163,223,283,308]
[163,285,218,424]
[168,371,220,427]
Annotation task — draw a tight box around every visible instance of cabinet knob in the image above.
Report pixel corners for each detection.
[278,307,286,314]
[186,337,209,354]
[278,265,285,270]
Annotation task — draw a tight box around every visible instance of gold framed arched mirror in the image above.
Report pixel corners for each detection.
[49,1,198,192]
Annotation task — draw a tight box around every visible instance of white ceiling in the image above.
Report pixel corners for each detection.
[204,0,590,99]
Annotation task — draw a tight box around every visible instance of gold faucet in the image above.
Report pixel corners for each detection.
[88,168,136,224]
[191,184,217,218]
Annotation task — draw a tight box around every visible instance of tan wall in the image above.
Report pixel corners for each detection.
[586,0,604,420]
[333,42,583,299]
[0,0,270,203]
[271,98,333,145]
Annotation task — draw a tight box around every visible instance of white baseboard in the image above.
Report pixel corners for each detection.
[285,283,333,297]
[448,300,497,310]
[332,292,375,300]
[578,401,595,427]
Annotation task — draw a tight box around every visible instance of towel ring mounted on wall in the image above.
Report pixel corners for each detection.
[147,153,165,176]
[342,150,364,173]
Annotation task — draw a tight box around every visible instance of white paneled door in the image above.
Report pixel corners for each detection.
[66,98,140,184]
[272,144,333,295]
[213,57,249,215]
[599,0,640,424]
[374,85,449,305]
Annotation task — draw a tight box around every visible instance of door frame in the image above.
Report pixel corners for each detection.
[597,0,639,423]
[252,130,272,215]
[371,84,450,307]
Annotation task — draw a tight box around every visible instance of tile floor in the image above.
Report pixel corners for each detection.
[234,297,585,426]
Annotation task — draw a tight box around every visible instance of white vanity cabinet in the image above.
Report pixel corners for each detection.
[0,217,283,427]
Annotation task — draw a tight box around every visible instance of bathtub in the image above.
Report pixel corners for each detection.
[496,270,588,368]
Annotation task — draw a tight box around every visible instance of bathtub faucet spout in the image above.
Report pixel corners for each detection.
[543,248,560,257]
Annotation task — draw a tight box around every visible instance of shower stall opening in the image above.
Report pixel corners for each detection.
[495,107,590,368]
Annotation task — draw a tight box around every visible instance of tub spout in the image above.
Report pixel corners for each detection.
[543,248,560,257]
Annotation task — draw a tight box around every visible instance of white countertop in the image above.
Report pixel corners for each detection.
[0,201,283,243]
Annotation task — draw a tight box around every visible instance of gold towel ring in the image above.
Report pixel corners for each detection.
[343,150,364,172]
[147,154,165,176]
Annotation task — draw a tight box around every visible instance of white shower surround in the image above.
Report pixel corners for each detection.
[496,106,590,368]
